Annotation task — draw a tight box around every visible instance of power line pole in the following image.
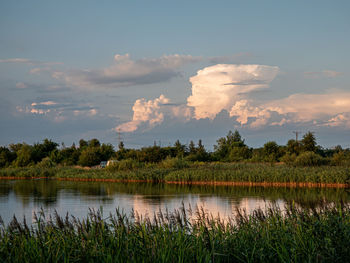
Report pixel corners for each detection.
[293,131,301,142]
[117,129,123,146]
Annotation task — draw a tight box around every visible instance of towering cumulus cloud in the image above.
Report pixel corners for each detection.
[116,63,350,133]
[187,64,279,119]
[116,95,170,132]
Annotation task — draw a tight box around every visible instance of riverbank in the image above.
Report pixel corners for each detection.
[1,204,349,262]
[0,163,349,186]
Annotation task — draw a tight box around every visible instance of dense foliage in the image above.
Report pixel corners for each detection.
[0,131,350,169]
[0,204,349,262]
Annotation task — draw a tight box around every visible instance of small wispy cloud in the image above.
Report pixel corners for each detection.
[304,70,343,79]
[15,82,27,89]
[29,67,52,74]
[17,99,99,123]
[0,58,62,66]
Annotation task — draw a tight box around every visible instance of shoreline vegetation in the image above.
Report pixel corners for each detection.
[1,204,349,262]
[1,130,349,186]
[1,131,350,262]
[0,162,349,187]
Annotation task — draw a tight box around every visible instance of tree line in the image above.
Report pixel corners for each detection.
[0,131,349,168]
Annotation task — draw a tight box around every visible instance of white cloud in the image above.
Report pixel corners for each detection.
[116,95,170,132]
[228,92,350,128]
[112,63,350,133]
[31,101,57,106]
[325,113,350,127]
[29,67,52,75]
[30,108,51,115]
[17,100,99,123]
[171,105,193,121]
[229,100,272,128]
[187,64,279,119]
[266,92,350,123]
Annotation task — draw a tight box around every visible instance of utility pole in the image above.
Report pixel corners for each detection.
[293,131,301,142]
[117,129,123,146]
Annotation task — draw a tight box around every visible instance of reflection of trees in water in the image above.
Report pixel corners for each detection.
[12,180,60,207]
[0,181,11,197]
[1,180,349,209]
[11,180,117,207]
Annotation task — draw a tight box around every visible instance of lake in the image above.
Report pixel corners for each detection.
[0,179,349,225]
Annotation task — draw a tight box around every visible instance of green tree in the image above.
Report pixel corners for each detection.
[14,144,34,167]
[214,130,250,161]
[214,131,235,160]
[79,139,88,148]
[88,138,100,148]
[51,144,80,166]
[228,146,251,161]
[197,140,208,161]
[301,132,317,152]
[9,143,24,153]
[32,139,59,163]
[118,141,125,151]
[188,141,196,155]
[100,143,115,161]
[263,141,281,162]
[78,147,101,167]
[174,140,186,157]
[0,147,16,167]
[286,139,301,155]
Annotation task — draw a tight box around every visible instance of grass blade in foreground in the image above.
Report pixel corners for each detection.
[0,204,349,262]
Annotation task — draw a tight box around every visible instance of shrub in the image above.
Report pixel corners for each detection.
[330,151,350,166]
[159,157,189,169]
[14,144,34,167]
[78,147,101,167]
[106,159,142,171]
[36,157,56,168]
[294,151,327,166]
[280,153,297,166]
[228,146,251,162]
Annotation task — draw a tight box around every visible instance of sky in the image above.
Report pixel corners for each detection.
[1,0,350,149]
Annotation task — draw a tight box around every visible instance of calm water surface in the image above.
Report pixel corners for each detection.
[0,179,349,225]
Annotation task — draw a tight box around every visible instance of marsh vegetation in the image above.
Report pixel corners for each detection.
[1,203,349,262]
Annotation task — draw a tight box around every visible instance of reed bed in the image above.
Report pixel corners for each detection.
[1,163,349,185]
[1,204,349,262]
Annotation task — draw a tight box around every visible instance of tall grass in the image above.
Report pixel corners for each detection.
[1,162,350,184]
[0,204,349,262]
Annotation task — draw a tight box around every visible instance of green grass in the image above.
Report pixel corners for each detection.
[1,162,350,184]
[1,204,349,262]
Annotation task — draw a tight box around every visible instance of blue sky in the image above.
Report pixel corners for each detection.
[1,0,350,149]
